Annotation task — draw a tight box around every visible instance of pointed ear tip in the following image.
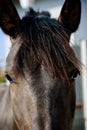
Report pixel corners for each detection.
[58,0,81,33]
[0,0,21,36]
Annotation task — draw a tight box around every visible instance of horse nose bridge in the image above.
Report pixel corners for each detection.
[36,94,51,130]
[32,67,56,130]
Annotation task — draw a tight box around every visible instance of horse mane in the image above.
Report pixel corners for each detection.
[26,8,51,17]
[14,9,81,82]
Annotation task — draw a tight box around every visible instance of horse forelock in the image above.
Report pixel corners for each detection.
[13,11,80,83]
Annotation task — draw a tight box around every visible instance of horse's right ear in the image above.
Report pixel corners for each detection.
[58,0,81,33]
[0,0,20,37]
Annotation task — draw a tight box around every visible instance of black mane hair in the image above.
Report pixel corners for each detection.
[14,9,80,82]
[26,8,51,18]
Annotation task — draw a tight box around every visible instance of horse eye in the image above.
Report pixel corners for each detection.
[70,69,80,80]
[5,74,15,83]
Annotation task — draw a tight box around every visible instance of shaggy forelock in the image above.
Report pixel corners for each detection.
[14,9,80,83]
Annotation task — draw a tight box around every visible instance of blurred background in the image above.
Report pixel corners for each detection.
[0,0,87,130]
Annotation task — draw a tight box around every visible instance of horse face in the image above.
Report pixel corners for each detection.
[5,41,76,130]
[0,0,81,130]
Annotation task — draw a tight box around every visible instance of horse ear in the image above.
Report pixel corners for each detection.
[0,0,20,37]
[58,0,81,33]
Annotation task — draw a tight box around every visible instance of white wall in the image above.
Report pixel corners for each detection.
[75,0,87,44]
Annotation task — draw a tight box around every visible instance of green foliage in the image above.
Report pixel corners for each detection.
[0,76,6,83]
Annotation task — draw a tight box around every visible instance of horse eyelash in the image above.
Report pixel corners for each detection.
[5,74,16,83]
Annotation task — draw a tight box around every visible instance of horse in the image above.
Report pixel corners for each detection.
[0,0,81,130]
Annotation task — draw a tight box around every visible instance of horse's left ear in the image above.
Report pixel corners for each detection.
[58,0,81,33]
[0,0,20,37]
